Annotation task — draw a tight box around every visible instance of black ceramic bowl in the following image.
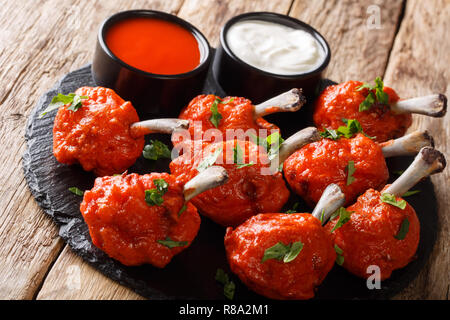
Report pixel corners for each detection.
[92,10,212,118]
[213,12,331,104]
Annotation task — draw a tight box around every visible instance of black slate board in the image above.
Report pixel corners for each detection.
[23,64,438,300]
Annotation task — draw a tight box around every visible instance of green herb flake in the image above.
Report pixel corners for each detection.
[319,209,325,223]
[145,179,169,207]
[233,143,244,165]
[209,98,223,128]
[69,187,84,196]
[215,268,235,300]
[236,162,254,169]
[380,193,407,210]
[233,143,254,169]
[143,140,171,161]
[283,241,304,263]
[320,119,372,141]
[266,132,285,160]
[334,244,344,266]
[178,203,187,217]
[39,93,88,118]
[285,202,300,214]
[145,189,164,206]
[330,207,352,233]
[157,237,188,248]
[356,77,389,112]
[402,190,421,197]
[319,128,339,140]
[261,241,304,263]
[153,178,169,194]
[197,147,223,172]
[346,160,356,186]
[394,218,410,240]
[359,91,376,112]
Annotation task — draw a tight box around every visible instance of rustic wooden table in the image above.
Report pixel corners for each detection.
[0,0,448,300]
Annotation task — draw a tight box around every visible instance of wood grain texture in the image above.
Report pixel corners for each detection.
[0,0,183,300]
[37,246,144,300]
[383,0,449,300]
[290,0,404,82]
[177,0,294,46]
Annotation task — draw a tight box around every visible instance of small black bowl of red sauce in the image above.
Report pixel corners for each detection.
[213,12,331,104]
[92,10,212,118]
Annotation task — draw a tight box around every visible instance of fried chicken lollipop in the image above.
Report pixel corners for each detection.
[325,147,446,280]
[170,127,320,227]
[284,123,433,206]
[80,166,228,267]
[313,78,446,142]
[49,86,188,176]
[225,184,345,299]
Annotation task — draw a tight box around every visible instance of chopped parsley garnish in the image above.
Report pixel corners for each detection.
[285,202,300,214]
[402,190,421,197]
[356,77,389,112]
[209,97,234,128]
[330,207,352,232]
[334,244,344,266]
[261,241,304,263]
[319,209,325,223]
[178,203,187,217]
[153,179,169,193]
[215,268,235,300]
[394,218,410,240]
[249,131,285,161]
[320,119,373,140]
[380,193,407,210]
[209,98,223,128]
[236,163,254,169]
[145,178,169,206]
[197,147,223,172]
[143,140,171,161]
[266,132,285,160]
[346,160,356,185]
[68,187,84,196]
[39,93,88,118]
[233,143,254,169]
[157,237,188,248]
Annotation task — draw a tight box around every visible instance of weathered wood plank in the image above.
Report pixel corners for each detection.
[0,0,183,300]
[383,0,449,300]
[177,0,294,46]
[290,0,404,82]
[37,246,144,300]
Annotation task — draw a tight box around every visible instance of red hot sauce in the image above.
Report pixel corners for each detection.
[106,17,201,75]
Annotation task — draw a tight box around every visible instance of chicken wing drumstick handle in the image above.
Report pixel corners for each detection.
[391,94,447,117]
[384,147,446,197]
[380,130,434,158]
[253,88,306,118]
[183,166,229,202]
[273,127,321,167]
[130,118,190,137]
[311,184,346,225]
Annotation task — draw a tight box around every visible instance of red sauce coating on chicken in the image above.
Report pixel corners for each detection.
[225,213,336,300]
[324,188,420,280]
[170,139,289,227]
[80,172,200,267]
[283,133,389,206]
[313,81,412,142]
[53,87,145,176]
[175,94,278,145]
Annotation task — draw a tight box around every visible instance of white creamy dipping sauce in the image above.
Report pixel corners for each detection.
[226,20,325,75]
